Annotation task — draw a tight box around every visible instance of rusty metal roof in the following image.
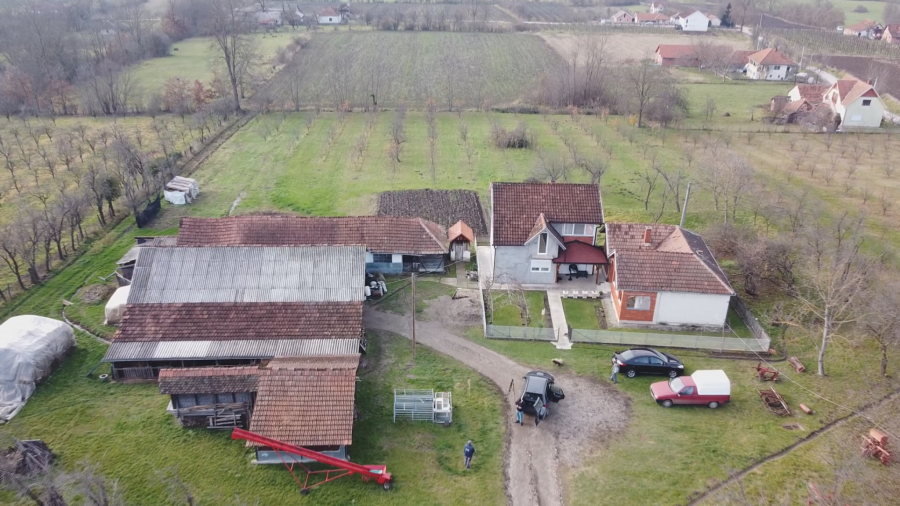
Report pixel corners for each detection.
[158,366,260,395]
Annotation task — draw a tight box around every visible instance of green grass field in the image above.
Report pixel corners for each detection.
[463,325,898,505]
[561,298,603,330]
[131,33,292,95]
[264,31,563,108]
[490,291,547,327]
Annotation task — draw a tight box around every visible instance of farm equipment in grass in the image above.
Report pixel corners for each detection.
[230,428,392,494]
[758,387,791,416]
[754,362,779,381]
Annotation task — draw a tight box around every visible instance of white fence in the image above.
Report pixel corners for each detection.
[485,325,557,341]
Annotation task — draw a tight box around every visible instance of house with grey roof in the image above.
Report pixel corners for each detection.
[605,223,735,330]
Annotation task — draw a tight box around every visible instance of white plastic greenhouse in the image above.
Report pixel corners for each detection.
[0,316,75,421]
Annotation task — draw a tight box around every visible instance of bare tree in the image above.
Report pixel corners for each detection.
[864,277,900,376]
[794,216,873,376]
[534,149,569,183]
[204,0,254,111]
[623,60,671,128]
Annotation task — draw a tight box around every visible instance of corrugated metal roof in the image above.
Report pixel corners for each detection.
[127,246,365,304]
[102,338,360,362]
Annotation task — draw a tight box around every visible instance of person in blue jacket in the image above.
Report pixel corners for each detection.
[463,440,476,469]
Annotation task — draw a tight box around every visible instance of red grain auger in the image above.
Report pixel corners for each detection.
[231,428,393,494]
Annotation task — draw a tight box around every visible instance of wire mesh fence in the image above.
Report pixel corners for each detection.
[485,325,557,341]
[569,328,769,352]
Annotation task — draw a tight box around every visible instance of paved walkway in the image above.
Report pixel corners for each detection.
[546,290,571,350]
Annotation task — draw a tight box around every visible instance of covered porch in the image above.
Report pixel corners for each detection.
[553,241,609,285]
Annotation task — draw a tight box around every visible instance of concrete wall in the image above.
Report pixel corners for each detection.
[841,98,884,128]
[655,291,730,326]
[493,240,560,284]
[749,63,791,81]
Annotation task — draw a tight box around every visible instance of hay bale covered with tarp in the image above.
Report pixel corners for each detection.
[0,316,75,421]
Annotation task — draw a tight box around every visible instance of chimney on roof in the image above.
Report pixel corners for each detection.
[642,227,652,247]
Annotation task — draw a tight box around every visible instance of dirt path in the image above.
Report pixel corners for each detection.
[364,299,629,506]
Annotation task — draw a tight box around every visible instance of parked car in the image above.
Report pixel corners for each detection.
[650,370,731,408]
[612,348,684,378]
[519,371,565,424]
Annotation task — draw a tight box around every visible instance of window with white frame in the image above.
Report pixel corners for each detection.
[372,253,392,263]
[538,233,548,254]
[531,259,551,272]
[561,223,589,236]
[626,295,651,310]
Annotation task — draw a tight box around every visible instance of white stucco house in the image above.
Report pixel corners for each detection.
[707,14,721,27]
[673,10,710,32]
[605,223,735,329]
[746,48,795,81]
[649,1,667,14]
[824,79,885,128]
[489,183,607,286]
[318,7,342,24]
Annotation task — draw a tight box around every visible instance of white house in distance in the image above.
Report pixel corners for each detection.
[843,20,882,38]
[824,79,885,128]
[318,7,342,24]
[707,14,721,27]
[673,10,710,32]
[746,48,795,80]
[489,183,607,285]
[605,223,735,329]
[649,1,668,14]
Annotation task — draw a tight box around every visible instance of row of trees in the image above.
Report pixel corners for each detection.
[0,0,263,117]
[536,38,688,129]
[0,104,234,298]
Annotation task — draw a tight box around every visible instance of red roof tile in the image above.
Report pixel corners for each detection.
[748,48,795,66]
[553,241,608,264]
[846,19,879,31]
[636,13,669,22]
[113,302,363,343]
[655,44,697,59]
[177,216,447,255]
[829,79,879,105]
[792,84,829,103]
[249,356,359,447]
[448,220,474,243]
[491,183,603,246]
[607,223,733,295]
[158,366,260,394]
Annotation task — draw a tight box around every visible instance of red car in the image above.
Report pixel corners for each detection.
[650,370,731,409]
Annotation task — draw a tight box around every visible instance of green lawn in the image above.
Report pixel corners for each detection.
[131,33,291,95]
[0,323,504,506]
[682,81,794,125]
[490,291,547,327]
[264,31,564,108]
[462,326,899,506]
[374,278,457,316]
[561,298,603,330]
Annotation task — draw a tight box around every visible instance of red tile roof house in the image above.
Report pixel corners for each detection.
[605,223,735,330]
[158,355,361,463]
[746,48,795,81]
[177,215,449,274]
[884,24,900,44]
[824,79,885,129]
[489,183,607,286]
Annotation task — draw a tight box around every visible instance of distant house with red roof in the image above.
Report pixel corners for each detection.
[672,10,710,31]
[318,7,342,24]
[824,79,884,128]
[605,224,734,328]
[787,84,830,104]
[746,48,795,80]
[635,12,670,24]
[883,24,900,44]
[843,19,882,38]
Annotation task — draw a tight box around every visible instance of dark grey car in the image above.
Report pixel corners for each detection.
[519,371,565,424]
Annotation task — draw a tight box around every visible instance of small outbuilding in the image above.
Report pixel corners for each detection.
[0,316,75,421]
[448,220,474,262]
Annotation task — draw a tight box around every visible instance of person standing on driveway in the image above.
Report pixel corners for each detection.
[610,363,619,384]
[515,400,524,425]
[464,440,476,469]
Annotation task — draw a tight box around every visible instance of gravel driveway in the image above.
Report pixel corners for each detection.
[364,297,629,506]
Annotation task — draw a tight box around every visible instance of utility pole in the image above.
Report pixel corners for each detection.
[680,182,692,228]
[411,272,416,359]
